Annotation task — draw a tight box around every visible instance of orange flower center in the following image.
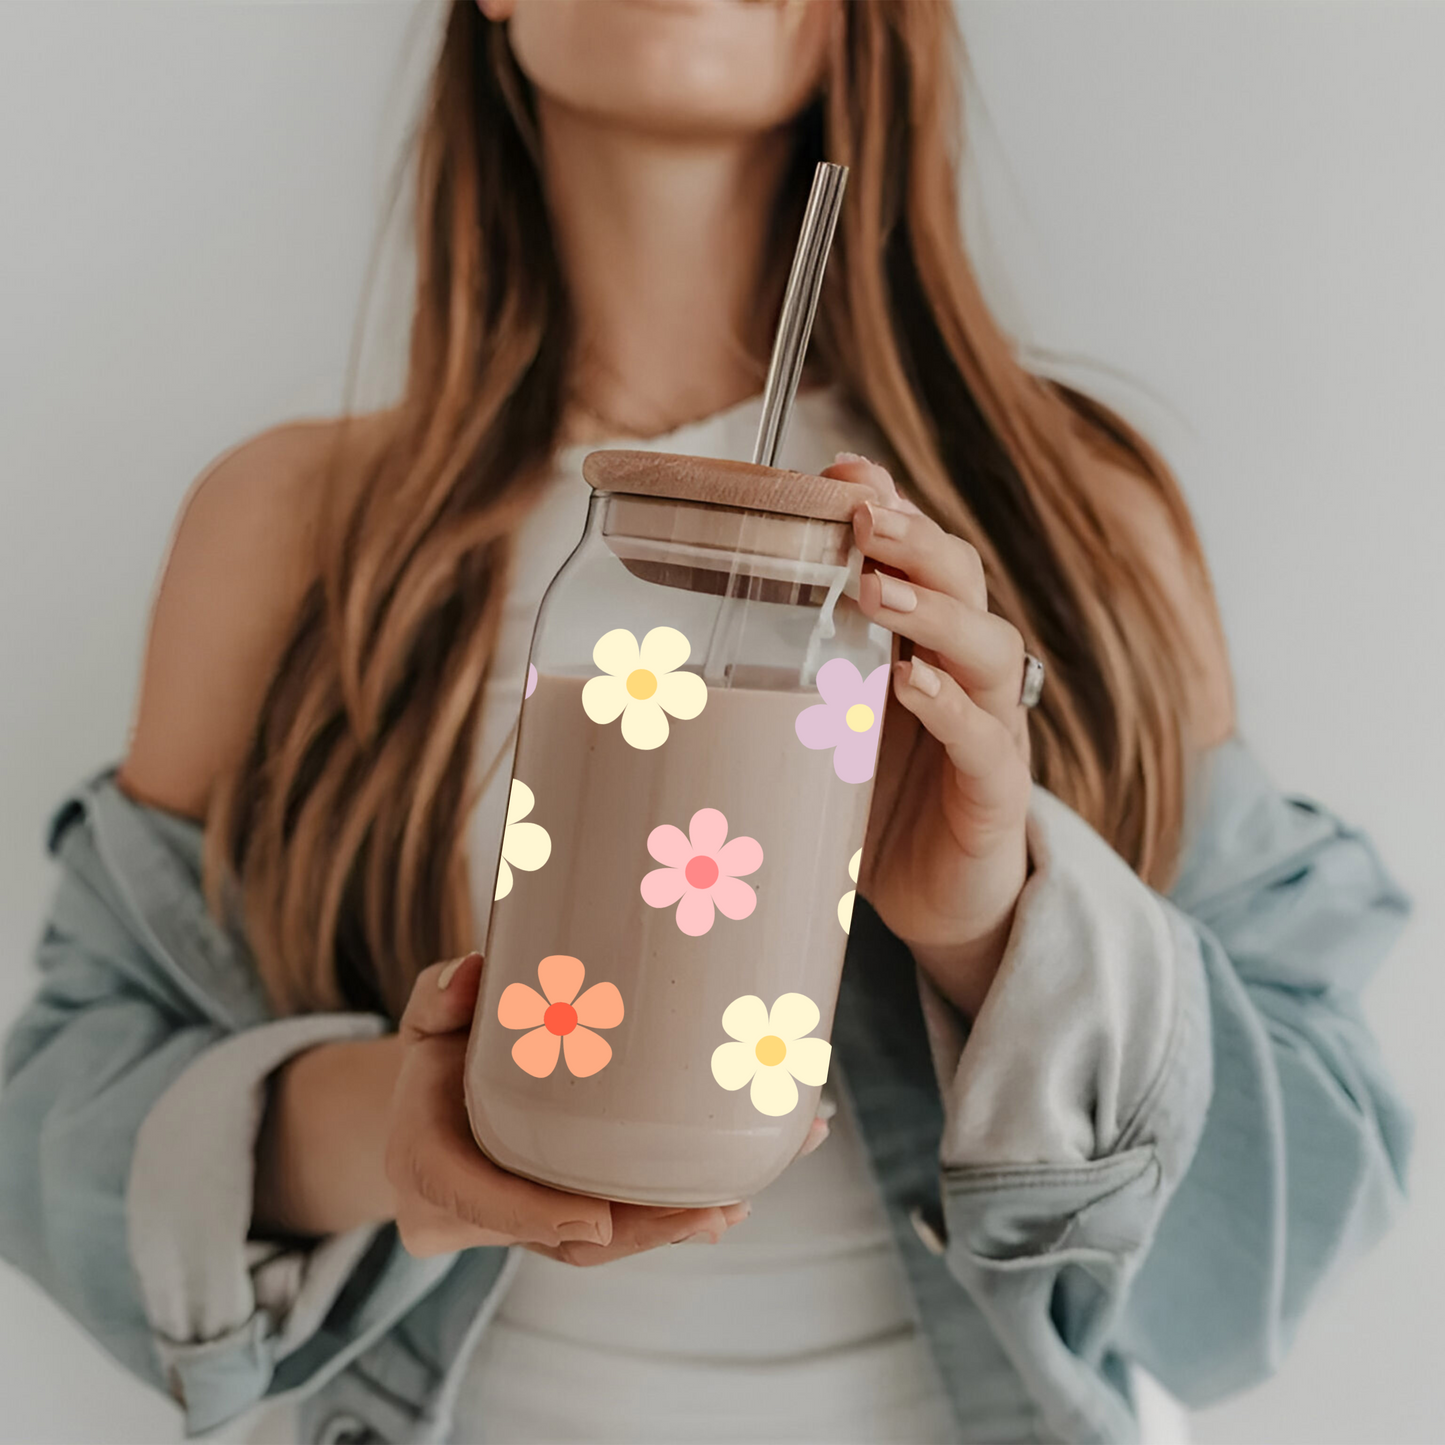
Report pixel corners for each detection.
[626,668,658,699]
[544,1001,578,1036]
[684,855,719,889]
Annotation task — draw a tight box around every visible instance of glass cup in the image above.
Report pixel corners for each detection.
[464,451,892,1206]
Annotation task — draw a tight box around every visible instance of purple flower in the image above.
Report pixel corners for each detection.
[794,658,889,783]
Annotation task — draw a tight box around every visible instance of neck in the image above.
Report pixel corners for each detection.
[538,98,793,441]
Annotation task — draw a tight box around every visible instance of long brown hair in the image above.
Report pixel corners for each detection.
[210,0,1218,1020]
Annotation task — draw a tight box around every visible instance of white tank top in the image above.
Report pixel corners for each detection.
[454,391,957,1443]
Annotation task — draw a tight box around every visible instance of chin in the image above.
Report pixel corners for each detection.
[506,0,834,139]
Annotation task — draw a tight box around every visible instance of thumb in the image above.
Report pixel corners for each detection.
[400,952,484,1043]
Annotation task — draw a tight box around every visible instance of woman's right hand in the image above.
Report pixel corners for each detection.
[385,953,752,1265]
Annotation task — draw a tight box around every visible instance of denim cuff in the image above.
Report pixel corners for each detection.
[126,1012,387,1430]
[915,786,1212,1171]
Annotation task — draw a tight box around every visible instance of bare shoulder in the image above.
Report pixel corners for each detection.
[1090,456,1237,750]
[118,413,391,820]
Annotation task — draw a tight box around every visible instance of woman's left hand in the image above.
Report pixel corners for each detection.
[823,455,1034,1021]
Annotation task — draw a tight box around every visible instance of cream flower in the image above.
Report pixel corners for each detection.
[581,626,706,750]
[494,779,551,901]
[837,848,862,933]
[710,993,831,1117]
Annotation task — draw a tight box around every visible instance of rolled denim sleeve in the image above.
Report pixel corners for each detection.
[905,737,1410,1433]
[1113,741,1411,1404]
[0,905,221,1400]
[0,782,451,1436]
[917,787,1210,1173]
[905,783,1215,1442]
[125,1011,387,1426]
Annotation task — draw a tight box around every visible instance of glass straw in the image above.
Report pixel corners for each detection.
[751,161,849,468]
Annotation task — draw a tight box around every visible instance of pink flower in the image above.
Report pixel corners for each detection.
[640,807,763,937]
[525,663,538,699]
[497,955,623,1078]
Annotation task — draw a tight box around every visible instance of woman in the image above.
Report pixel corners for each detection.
[0,2,1411,1443]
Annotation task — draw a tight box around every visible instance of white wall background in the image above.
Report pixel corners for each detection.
[1,2,1441,1442]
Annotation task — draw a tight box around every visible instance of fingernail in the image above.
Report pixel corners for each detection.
[722,1200,751,1225]
[799,1122,831,1157]
[901,657,942,697]
[875,573,917,613]
[861,502,907,540]
[557,1218,606,1245]
[834,450,869,465]
[437,952,481,990]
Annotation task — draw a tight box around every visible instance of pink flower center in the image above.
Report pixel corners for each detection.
[684,854,720,890]
[543,1001,578,1036]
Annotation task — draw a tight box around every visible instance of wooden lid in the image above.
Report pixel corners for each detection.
[582,450,872,523]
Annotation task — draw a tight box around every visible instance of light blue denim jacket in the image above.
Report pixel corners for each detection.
[0,737,1412,1444]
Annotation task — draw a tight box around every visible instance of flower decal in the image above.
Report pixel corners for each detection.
[498,955,623,1079]
[794,658,889,783]
[641,808,763,937]
[525,663,538,699]
[494,779,551,901]
[711,993,831,1116]
[838,848,861,933]
[581,626,706,750]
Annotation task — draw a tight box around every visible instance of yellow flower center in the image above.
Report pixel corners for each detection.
[754,1034,787,1068]
[626,668,658,700]
[845,703,875,733]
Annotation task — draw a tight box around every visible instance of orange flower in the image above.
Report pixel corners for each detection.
[497,955,624,1078]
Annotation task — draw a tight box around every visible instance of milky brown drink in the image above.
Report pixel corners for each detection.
[463,450,890,1208]
[466,670,877,1207]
